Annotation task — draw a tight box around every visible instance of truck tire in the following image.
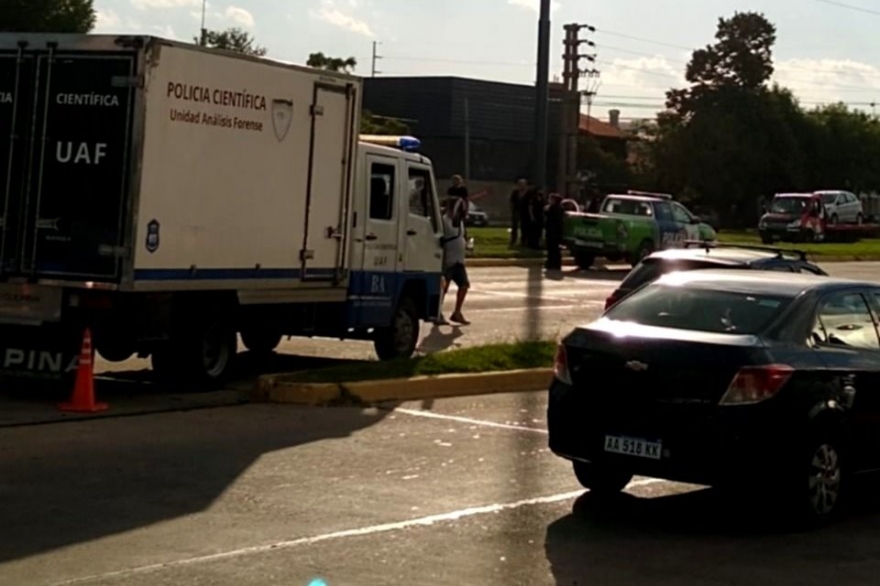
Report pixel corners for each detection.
[573,252,595,270]
[630,239,655,267]
[241,329,283,355]
[374,297,419,361]
[152,311,237,388]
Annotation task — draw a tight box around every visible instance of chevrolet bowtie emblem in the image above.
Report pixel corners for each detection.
[625,360,648,372]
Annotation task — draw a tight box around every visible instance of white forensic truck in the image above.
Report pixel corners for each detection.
[0,34,444,385]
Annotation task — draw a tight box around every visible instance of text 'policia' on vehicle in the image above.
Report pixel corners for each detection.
[549,269,880,524]
[0,33,446,386]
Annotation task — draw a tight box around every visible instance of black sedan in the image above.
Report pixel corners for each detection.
[604,243,827,310]
[549,269,880,523]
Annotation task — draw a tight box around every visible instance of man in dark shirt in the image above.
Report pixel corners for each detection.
[447,174,469,201]
[509,178,528,246]
[447,174,470,238]
[544,193,565,271]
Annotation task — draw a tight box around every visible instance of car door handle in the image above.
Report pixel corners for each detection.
[407,229,417,236]
[365,233,378,241]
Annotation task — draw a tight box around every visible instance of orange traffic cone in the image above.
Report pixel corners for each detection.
[59,328,108,413]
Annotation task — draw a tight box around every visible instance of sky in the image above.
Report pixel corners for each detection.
[93,0,880,122]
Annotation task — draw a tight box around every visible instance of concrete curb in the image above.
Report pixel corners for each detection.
[253,368,554,406]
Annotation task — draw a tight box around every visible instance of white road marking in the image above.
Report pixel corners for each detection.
[49,480,665,586]
[396,408,549,434]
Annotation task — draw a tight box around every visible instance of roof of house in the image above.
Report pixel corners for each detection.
[579,114,627,139]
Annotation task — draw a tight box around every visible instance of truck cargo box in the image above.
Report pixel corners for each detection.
[0,34,360,291]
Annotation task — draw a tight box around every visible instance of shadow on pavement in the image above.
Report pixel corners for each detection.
[562,267,631,282]
[417,324,465,354]
[545,482,880,585]
[0,401,396,564]
[0,352,367,426]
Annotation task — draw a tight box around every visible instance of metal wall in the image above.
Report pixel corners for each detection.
[363,77,561,186]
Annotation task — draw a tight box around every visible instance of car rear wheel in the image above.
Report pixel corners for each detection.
[572,461,633,496]
[829,214,838,226]
[573,252,595,270]
[784,432,847,525]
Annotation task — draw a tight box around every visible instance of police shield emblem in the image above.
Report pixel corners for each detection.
[272,99,293,142]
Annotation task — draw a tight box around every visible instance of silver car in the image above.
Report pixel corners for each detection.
[816,190,864,224]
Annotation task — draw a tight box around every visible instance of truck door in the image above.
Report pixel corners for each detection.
[302,83,357,281]
[353,154,403,326]
[0,49,35,276]
[402,162,443,276]
[1,47,137,282]
[653,201,683,248]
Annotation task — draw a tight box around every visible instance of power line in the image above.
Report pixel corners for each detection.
[812,0,880,16]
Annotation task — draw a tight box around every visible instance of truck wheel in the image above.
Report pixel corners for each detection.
[572,461,633,497]
[573,252,595,270]
[374,297,419,361]
[241,329,282,355]
[152,313,237,388]
[630,240,655,267]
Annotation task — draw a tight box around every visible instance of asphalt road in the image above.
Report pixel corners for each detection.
[94,264,624,377]
[5,391,880,586]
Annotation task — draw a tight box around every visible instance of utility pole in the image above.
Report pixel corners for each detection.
[371,41,382,77]
[560,23,597,199]
[533,0,552,191]
[199,0,208,46]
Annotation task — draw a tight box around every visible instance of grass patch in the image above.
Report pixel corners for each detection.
[718,230,880,259]
[284,341,556,384]
[468,227,547,259]
[470,227,880,260]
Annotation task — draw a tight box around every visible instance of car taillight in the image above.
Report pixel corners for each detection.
[719,364,794,405]
[553,343,572,385]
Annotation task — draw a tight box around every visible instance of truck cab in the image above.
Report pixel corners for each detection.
[347,137,444,359]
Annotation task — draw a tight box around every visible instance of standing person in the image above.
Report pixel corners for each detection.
[447,174,470,237]
[509,178,528,246]
[521,183,537,248]
[529,189,546,249]
[544,193,565,271]
[439,197,471,325]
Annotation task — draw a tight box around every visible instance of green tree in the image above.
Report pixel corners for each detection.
[197,27,267,56]
[666,11,776,119]
[306,52,357,73]
[0,0,95,33]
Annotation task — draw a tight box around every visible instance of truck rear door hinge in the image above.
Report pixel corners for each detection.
[310,105,324,117]
[111,75,144,88]
[300,249,315,261]
[325,226,343,240]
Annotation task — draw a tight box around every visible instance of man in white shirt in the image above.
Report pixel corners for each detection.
[438,197,471,325]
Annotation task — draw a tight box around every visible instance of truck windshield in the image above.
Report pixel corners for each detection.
[770,197,808,215]
[604,284,793,335]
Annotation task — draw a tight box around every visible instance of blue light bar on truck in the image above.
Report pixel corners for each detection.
[359,135,422,152]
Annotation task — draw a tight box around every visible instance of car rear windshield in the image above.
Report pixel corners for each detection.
[620,259,728,292]
[604,284,793,335]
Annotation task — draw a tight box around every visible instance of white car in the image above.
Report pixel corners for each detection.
[816,190,864,224]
